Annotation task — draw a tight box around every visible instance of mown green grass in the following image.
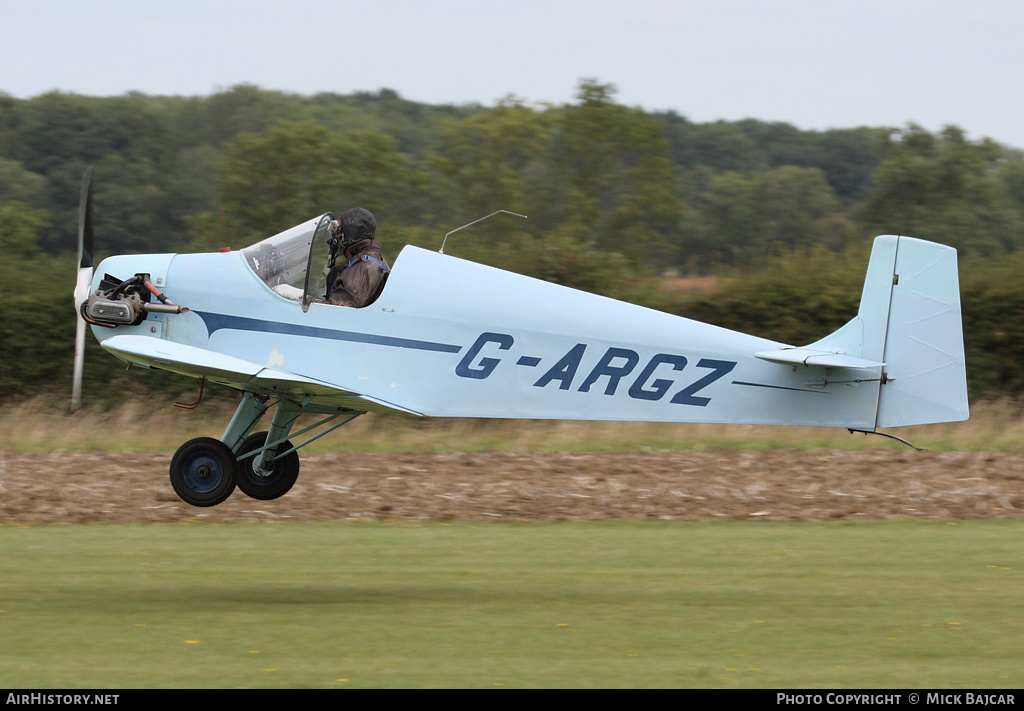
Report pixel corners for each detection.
[0,520,1021,688]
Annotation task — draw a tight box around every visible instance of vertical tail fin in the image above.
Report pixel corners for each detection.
[804,235,970,428]
[812,235,969,428]
[873,236,969,426]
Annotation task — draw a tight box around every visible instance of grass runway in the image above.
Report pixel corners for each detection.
[1,520,1021,688]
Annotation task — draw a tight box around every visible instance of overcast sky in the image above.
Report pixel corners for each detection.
[3,0,1023,148]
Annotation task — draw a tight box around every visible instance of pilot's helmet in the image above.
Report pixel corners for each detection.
[339,207,377,249]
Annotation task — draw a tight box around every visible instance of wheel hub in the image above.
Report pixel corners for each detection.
[184,454,224,493]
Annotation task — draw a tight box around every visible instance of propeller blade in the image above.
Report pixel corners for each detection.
[72,167,94,412]
[77,166,94,272]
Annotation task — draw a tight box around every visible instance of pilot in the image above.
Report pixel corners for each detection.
[323,207,390,308]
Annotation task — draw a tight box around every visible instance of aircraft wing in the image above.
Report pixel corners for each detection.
[103,334,263,381]
[100,335,421,416]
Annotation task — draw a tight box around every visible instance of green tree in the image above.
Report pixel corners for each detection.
[994,155,1024,227]
[192,120,420,250]
[693,166,848,265]
[0,204,75,398]
[958,252,1024,397]
[430,81,685,291]
[432,96,553,239]
[684,243,868,346]
[863,125,1024,256]
[192,84,300,148]
[659,114,765,173]
[0,158,47,208]
[728,121,883,203]
[515,230,672,308]
[547,80,684,265]
[0,202,49,258]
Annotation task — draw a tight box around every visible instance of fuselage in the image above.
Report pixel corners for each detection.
[91,239,884,429]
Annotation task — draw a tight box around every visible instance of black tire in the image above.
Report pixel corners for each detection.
[169,437,237,507]
[235,431,300,501]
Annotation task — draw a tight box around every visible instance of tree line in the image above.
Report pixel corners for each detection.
[1,80,1023,403]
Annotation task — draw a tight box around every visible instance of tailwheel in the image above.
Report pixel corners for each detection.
[235,431,300,501]
[169,437,237,507]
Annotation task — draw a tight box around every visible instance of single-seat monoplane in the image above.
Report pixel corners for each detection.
[72,170,969,507]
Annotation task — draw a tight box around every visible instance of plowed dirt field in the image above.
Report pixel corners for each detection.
[2,449,1023,523]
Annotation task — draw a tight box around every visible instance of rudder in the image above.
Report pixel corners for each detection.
[804,235,969,429]
[874,235,969,427]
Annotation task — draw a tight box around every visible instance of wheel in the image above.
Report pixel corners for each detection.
[169,437,237,507]
[235,431,300,500]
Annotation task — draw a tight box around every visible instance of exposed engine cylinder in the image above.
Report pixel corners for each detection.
[85,293,142,326]
[81,273,189,327]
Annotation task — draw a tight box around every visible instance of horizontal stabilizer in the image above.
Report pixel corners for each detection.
[754,348,885,369]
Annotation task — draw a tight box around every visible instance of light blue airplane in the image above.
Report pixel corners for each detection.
[72,169,969,507]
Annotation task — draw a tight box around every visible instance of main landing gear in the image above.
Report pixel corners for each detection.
[168,392,363,507]
[169,438,237,507]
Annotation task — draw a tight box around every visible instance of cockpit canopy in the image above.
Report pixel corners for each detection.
[242,214,334,308]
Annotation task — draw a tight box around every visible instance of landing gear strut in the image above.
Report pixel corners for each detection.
[168,392,364,507]
[235,431,300,500]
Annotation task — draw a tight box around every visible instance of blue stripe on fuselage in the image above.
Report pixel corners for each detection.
[194,312,462,353]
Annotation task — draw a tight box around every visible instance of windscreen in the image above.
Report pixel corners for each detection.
[302,214,336,310]
[242,215,327,301]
